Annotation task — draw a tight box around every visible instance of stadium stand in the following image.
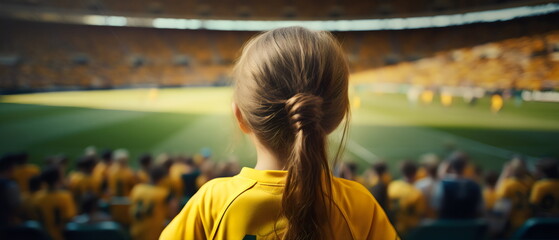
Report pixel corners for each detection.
[1,12,559,91]
[0,0,545,19]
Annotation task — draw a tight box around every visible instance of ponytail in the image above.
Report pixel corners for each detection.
[282,93,332,240]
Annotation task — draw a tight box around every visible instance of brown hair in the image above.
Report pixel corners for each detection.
[233,26,350,239]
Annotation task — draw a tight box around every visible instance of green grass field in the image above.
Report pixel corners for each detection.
[1,87,558,176]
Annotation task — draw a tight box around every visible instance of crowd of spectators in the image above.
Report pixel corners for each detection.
[1,146,557,239]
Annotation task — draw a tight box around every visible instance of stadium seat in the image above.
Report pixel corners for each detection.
[0,220,51,240]
[405,219,488,240]
[510,218,559,240]
[65,221,129,240]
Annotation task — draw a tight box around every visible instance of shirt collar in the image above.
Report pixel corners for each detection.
[237,167,287,185]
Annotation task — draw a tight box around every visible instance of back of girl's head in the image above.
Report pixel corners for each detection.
[233,26,349,240]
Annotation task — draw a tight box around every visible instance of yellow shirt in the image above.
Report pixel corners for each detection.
[138,169,150,184]
[107,164,137,197]
[93,162,110,198]
[483,187,497,210]
[13,164,40,193]
[131,184,171,240]
[161,167,399,240]
[68,171,101,199]
[388,180,426,234]
[497,178,531,229]
[33,189,77,240]
[530,179,559,215]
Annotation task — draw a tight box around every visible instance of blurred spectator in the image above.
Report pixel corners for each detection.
[34,167,77,240]
[414,154,440,219]
[68,155,100,202]
[107,149,137,197]
[338,162,363,183]
[496,157,532,232]
[196,159,216,188]
[388,160,426,235]
[130,165,177,240]
[71,194,111,224]
[12,152,40,194]
[137,154,153,184]
[368,162,389,211]
[483,171,499,211]
[155,153,176,197]
[530,158,559,217]
[93,149,113,198]
[20,175,42,221]
[433,152,483,219]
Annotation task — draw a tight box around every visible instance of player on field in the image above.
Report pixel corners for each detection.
[33,167,77,240]
[161,26,399,240]
[530,158,559,217]
[388,160,427,235]
[131,166,177,240]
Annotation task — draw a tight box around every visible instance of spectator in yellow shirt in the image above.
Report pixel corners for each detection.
[496,158,532,232]
[388,161,427,235]
[34,167,77,240]
[530,158,559,217]
[131,166,177,240]
[107,149,137,197]
[137,154,153,184]
[12,152,40,194]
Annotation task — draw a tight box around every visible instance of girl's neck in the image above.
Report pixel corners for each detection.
[252,135,285,171]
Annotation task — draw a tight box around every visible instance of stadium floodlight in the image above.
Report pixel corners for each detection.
[1,3,558,31]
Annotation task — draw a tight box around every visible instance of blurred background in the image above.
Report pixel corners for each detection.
[1,0,559,240]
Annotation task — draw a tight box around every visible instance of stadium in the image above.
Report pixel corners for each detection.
[1,0,559,239]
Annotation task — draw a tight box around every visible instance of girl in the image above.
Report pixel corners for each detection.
[161,26,398,240]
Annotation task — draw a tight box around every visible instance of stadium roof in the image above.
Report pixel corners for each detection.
[1,2,558,31]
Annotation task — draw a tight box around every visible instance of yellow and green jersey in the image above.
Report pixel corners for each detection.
[387,180,426,234]
[33,189,77,240]
[131,184,171,240]
[161,167,399,240]
[530,179,559,215]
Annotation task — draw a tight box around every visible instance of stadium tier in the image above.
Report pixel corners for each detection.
[1,13,559,91]
[0,0,546,19]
